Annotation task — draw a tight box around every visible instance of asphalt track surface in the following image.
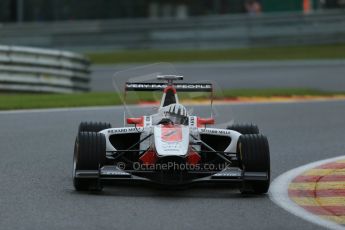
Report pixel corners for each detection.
[91,60,345,92]
[1,100,345,230]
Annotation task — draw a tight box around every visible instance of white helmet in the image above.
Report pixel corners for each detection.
[161,103,188,125]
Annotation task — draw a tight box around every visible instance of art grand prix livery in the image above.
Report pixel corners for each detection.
[73,76,270,194]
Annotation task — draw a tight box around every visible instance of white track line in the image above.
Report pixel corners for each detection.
[269,155,345,230]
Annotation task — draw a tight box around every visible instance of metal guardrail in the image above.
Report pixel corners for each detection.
[0,45,91,93]
[0,10,344,52]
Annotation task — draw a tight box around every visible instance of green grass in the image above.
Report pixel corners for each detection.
[0,93,122,110]
[214,88,342,98]
[0,88,344,111]
[87,44,345,64]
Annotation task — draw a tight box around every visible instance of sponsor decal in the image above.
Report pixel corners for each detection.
[107,127,138,134]
[214,171,241,177]
[126,83,167,89]
[175,84,212,90]
[200,128,231,135]
[144,116,152,127]
[161,126,182,142]
[126,83,212,91]
[189,116,196,127]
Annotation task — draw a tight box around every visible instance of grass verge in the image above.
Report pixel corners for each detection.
[0,88,344,111]
[87,44,345,64]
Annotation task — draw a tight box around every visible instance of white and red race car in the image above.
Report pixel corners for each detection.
[73,76,270,194]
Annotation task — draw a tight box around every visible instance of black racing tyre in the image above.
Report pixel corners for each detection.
[227,123,259,134]
[78,122,112,133]
[73,132,106,191]
[237,134,270,194]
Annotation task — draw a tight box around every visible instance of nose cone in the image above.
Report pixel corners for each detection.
[154,125,189,157]
[155,156,187,185]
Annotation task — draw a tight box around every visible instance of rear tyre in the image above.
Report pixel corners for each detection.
[227,123,259,134]
[73,132,106,191]
[237,134,270,194]
[78,122,111,133]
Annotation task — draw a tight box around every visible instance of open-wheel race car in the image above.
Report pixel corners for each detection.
[73,75,270,194]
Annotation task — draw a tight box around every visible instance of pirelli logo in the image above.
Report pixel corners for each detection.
[125,83,213,92]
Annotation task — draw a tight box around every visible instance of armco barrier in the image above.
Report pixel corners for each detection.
[0,45,90,93]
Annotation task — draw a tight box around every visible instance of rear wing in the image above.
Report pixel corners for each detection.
[125,82,213,92]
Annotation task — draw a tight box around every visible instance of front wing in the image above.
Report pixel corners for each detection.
[75,165,269,185]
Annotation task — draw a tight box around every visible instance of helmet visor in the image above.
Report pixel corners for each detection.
[167,113,188,125]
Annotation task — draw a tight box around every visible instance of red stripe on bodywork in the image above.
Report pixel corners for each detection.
[139,149,157,165]
[164,86,177,94]
[187,150,201,165]
[127,117,144,127]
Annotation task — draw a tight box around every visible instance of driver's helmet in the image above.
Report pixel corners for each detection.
[161,103,188,125]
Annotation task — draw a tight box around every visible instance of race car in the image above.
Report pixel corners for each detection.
[73,75,270,194]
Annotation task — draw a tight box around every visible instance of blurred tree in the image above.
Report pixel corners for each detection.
[1,0,343,23]
[323,0,345,8]
[262,0,302,12]
[0,0,16,22]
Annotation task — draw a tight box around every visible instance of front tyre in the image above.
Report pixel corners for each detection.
[227,123,259,134]
[78,122,111,133]
[73,132,106,191]
[238,134,270,194]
